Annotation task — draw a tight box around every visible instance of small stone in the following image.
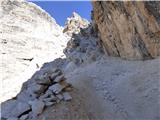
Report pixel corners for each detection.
[19,114,29,120]
[28,83,47,95]
[54,75,65,83]
[30,99,45,116]
[7,117,18,120]
[50,71,62,81]
[49,83,64,94]
[56,94,63,100]
[44,101,56,107]
[59,80,71,88]
[42,95,57,102]
[39,90,53,99]
[35,73,51,85]
[62,92,72,101]
[64,86,73,92]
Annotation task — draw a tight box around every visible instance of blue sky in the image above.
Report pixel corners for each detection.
[28,1,92,26]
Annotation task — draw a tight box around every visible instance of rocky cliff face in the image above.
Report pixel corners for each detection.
[92,1,160,60]
[0,0,68,102]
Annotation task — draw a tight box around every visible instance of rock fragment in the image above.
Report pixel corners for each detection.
[50,71,62,81]
[42,95,57,102]
[44,101,56,107]
[56,94,63,100]
[62,92,72,101]
[49,83,64,94]
[54,75,65,83]
[30,99,45,117]
[28,83,47,95]
[35,73,51,85]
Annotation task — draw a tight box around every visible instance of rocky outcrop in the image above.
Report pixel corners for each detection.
[92,1,160,60]
[63,12,103,65]
[63,12,89,36]
[0,0,69,102]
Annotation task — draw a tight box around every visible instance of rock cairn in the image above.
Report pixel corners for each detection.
[1,68,72,120]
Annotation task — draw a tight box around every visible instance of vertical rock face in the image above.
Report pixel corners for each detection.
[92,1,160,60]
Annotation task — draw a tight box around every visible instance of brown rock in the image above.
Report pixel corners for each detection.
[92,1,160,60]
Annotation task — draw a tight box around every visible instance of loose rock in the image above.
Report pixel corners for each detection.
[42,95,57,102]
[35,73,51,85]
[50,71,62,81]
[30,99,45,117]
[54,75,65,83]
[44,101,56,107]
[28,83,47,95]
[62,92,72,101]
[56,94,63,100]
[49,83,64,94]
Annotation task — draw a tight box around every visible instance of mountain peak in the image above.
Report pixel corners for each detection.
[63,12,89,36]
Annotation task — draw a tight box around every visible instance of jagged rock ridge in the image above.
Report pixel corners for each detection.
[92,1,160,60]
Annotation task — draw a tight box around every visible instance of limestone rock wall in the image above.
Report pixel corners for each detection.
[92,1,160,60]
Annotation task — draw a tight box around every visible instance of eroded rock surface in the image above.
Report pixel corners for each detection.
[92,1,160,60]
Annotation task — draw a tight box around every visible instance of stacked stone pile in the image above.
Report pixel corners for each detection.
[1,67,72,120]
